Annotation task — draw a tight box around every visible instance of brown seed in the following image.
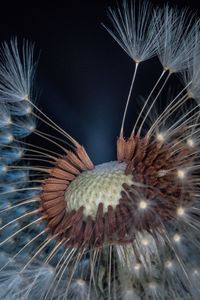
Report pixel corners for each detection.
[42,183,68,192]
[42,196,65,210]
[56,157,81,175]
[49,168,75,181]
[124,136,137,160]
[46,202,66,218]
[53,211,75,234]
[76,145,94,170]
[40,191,64,202]
[95,203,104,246]
[115,205,126,241]
[66,150,87,171]
[43,178,69,185]
[117,136,126,161]
[48,211,66,230]
[107,205,116,242]
[70,214,84,247]
[84,216,94,246]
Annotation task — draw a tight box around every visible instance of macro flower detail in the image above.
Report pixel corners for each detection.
[1,1,200,299]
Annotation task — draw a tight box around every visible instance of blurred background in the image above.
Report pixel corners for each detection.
[0,0,199,164]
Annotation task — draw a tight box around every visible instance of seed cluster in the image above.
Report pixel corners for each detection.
[118,135,194,229]
[40,146,94,245]
[40,132,194,249]
[41,157,135,248]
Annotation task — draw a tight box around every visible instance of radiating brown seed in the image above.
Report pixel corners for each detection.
[95,203,104,246]
[56,158,81,175]
[42,196,65,209]
[49,168,75,180]
[107,205,116,242]
[48,211,66,230]
[40,191,64,201]
[117,136,126,161]
[84,216,94,246]
[46,202,66,218]
[66,150,87,171]
[70,214,84,247]
[42,183,68,192]
[115,205,126,241]
[124,136,137,160]
[43,178,69,185]
[76,145,94,170]
[53,211,75,234]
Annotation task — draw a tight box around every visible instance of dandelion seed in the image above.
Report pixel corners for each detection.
[0,1,200,299]
[155,4,199,73]
[103,0,158,63]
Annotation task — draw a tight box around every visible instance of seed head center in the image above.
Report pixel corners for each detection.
[64,161,133,218]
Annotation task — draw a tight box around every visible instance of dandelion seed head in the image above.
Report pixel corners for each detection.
[1,0,200,299]
[65,161,132,217]
[104,0,158,62]
[155,5,199,72]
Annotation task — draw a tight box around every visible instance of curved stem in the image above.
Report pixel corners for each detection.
[131,69,166,136]
[30,101,78,147]
[120,62,139,137]
[147,82,192,138]
[137,72,171,137]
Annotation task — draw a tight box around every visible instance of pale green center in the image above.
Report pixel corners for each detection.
[64,161,133,218]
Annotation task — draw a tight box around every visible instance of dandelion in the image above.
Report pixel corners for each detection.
[1,1,200,299]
